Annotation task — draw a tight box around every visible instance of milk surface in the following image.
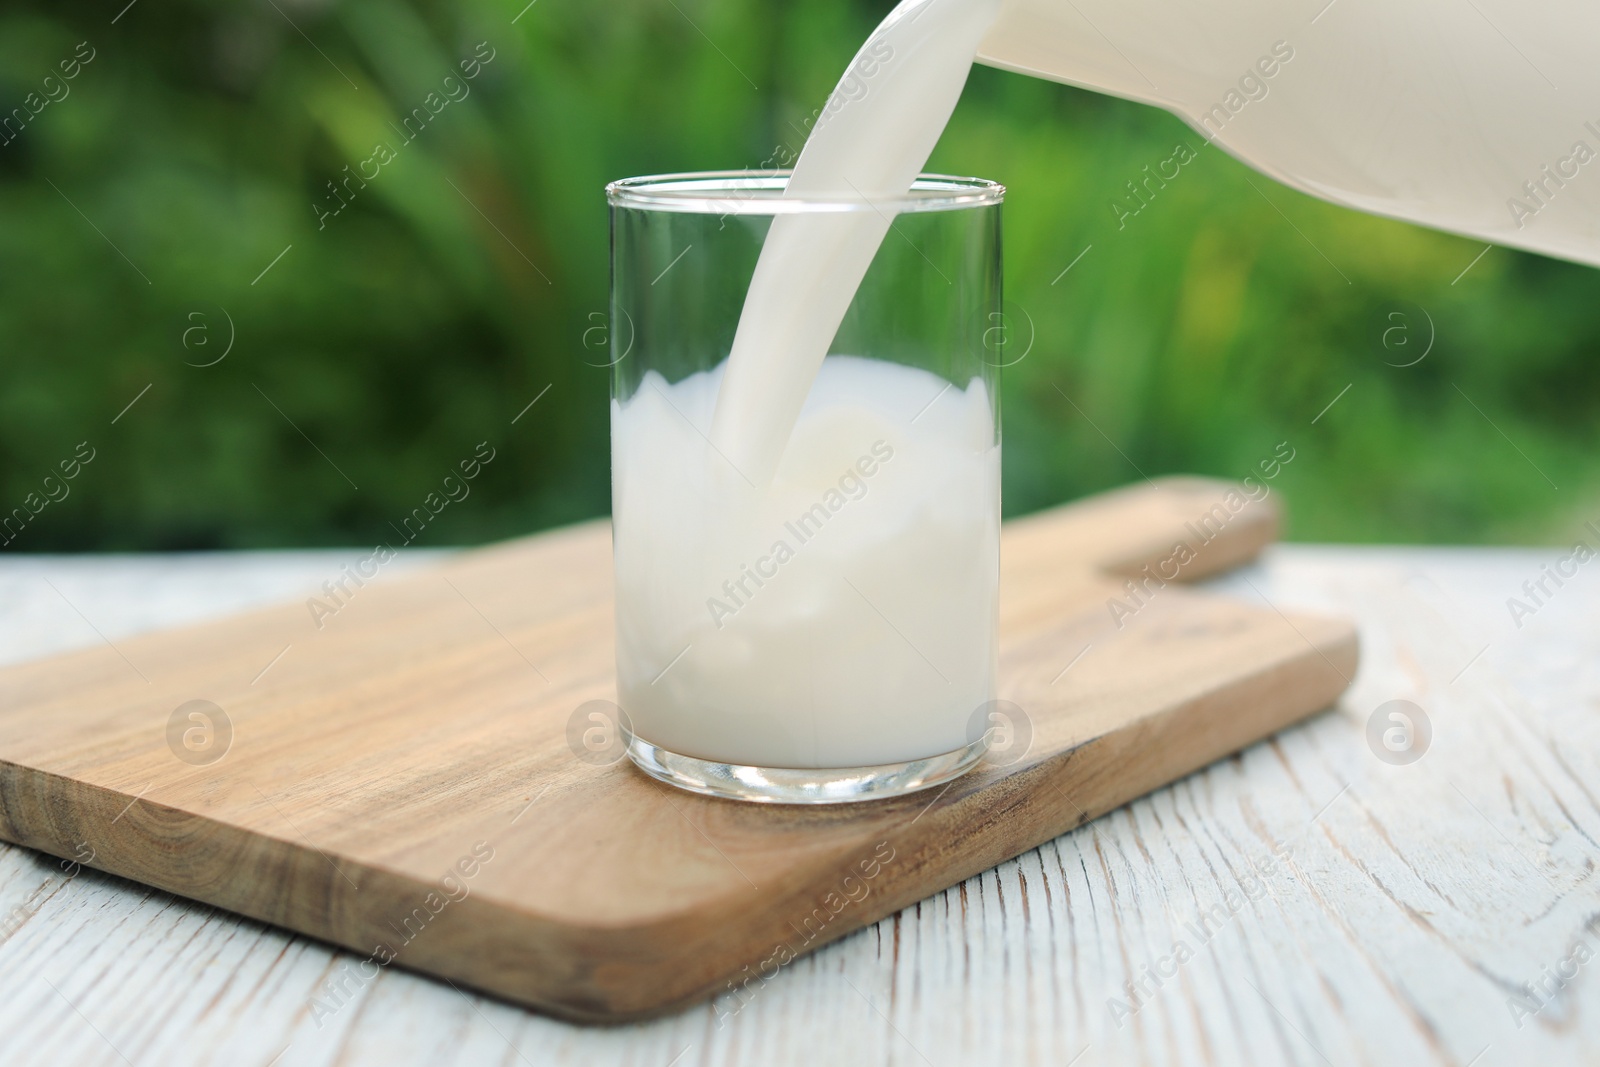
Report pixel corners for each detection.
[613,357,999,768]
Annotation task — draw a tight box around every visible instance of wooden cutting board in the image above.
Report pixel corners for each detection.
[0,477,1356,1023]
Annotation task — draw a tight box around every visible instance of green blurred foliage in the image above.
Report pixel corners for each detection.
[1,0,1596,552]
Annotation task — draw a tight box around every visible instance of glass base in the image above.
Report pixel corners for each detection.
[626,735,988,804]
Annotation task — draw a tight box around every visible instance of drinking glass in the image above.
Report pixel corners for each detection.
[606,171,1003,803]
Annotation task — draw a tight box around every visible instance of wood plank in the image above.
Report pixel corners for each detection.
[7,546,1590,1066]
[0,477,1355,1022]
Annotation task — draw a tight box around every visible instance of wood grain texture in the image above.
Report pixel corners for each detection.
[0,478,1354,1025]
[1,542,1596,1065]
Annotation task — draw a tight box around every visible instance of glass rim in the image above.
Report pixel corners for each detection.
[606,170,1005,215]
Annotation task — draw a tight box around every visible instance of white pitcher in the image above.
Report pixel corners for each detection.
[978,0,1600,266]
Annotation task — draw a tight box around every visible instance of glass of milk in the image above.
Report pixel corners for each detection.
[607,171,1002,803]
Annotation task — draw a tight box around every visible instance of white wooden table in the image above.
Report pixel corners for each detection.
[1,545,1596,1066]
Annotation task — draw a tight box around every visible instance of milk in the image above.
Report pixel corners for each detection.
[709,0,1001,485]
[612,0,1003,772]
[613,357,999,768]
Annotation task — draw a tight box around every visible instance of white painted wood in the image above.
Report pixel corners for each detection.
[1,545,1597,1067]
